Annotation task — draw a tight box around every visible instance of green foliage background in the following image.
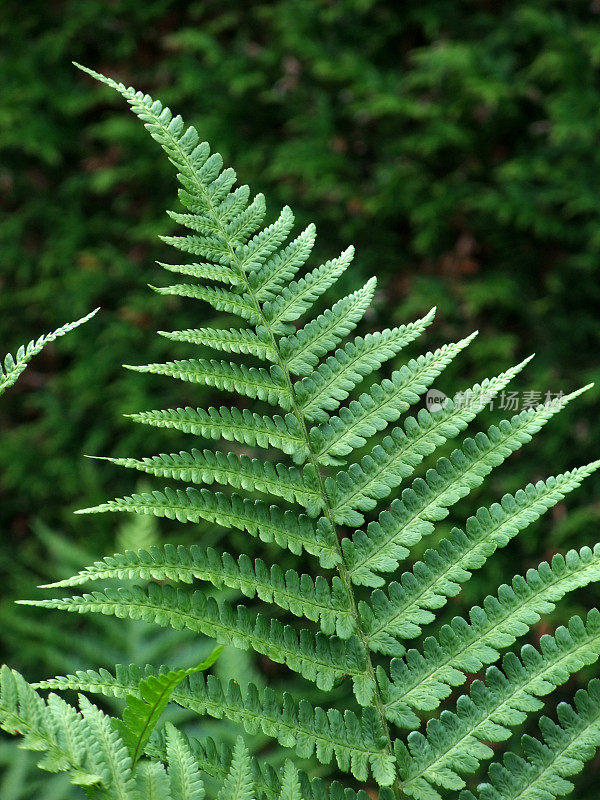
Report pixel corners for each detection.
[1,0,599,796]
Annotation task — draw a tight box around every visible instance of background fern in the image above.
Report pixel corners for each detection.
[2,68,597,799]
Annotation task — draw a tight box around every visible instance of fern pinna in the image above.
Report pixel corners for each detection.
[4,66,600,800]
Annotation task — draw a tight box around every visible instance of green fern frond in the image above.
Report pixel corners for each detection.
[295,309,436,423]
[159,260,241,285]
[251,223,316,301]
[75,489,339,563]
[22,585,371,695]
[124,358,292,408]
[113,648,221,765]
[41,544,354,637]
[0,309,98,396]
[158,327,277,361]
[395,609,600,799]
[164,723,205,800]
[125,406,309,462]
[92,451,324,515]
[380,544,600,728]
[345,387,591,587]
[361,461,600,656]
[459,678,600,800]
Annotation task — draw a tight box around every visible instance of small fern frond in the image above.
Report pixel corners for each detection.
[459,678,600,800]
[379,544,600,728]
[345,387,591,587]
[125,358,292,408]
[216,737,254,800]
[113,648,221,765]
[164,723,205,800]
[0,309,98,396]
[361,462,600,655]
[295,309,436,423]
[158,327,277,361]
[41,544,354,637]
[93,451,324,516]
[75,489,338,563]
[126,406,309,462]
[23,585,371,695]
[251,224,316,302]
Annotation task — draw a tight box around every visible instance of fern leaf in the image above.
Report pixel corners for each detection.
[345,386,591,586]
[216,737,254,800]
[262,247,355,334]
[278,762,303,800]
[124,359,292,408]
[126,406,309,462]
[42,544,353,637]
[113,648,221,764]
[280,277,377,376]
[23,585,370,694]
[75,489,338,563]
[396,609,600,798]
[251,224,316,301]
[41,666,393,783]
[158,260,241,286]
[328,356,533,525]
[151,283,260,322]
[459,678,600,800]
[311,334,476,467]
[135,761,173,800]
[78,696,138,800]
[361,462,600,655]
[0,309,99,396]
[380,544,600,728]
[165,723,205,800]
[295,309,436,423]
[94,451,324,516]
[158,327,277,361]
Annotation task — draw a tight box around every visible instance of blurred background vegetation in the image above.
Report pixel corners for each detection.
[1,0,599,797]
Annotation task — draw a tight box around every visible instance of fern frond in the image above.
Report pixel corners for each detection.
[0,667,102,790]
[262,247,355,333]
[125,359,292,408]
[114,649,220,764]
[76,489,339,563]
[216,737,254,800]
[459,678,600,800]
[395,609,600,799]
[361,462,600,655]
[159,261,241,285]
[151,283,261,323]
[164,723,205,800]
[295,309,436,423]
[23,585,371,695]
[41,545,354,637]
[0,309,99,396]
[158,327,277,361]
[328,356,533,525]
[311,334,476,467]
[251,224,316,301]
[93,451,324,516]
[135,761,172,800]
[279,277,377,376]
[78,696,138,800]
[345,387,590,587]
[126,406,309,462]
[379,544,600,728]
[41,666,393,783]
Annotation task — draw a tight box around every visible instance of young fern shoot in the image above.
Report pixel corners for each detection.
[3,67,600,800]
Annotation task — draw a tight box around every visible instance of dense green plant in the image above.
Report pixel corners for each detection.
[2,69,599,799]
